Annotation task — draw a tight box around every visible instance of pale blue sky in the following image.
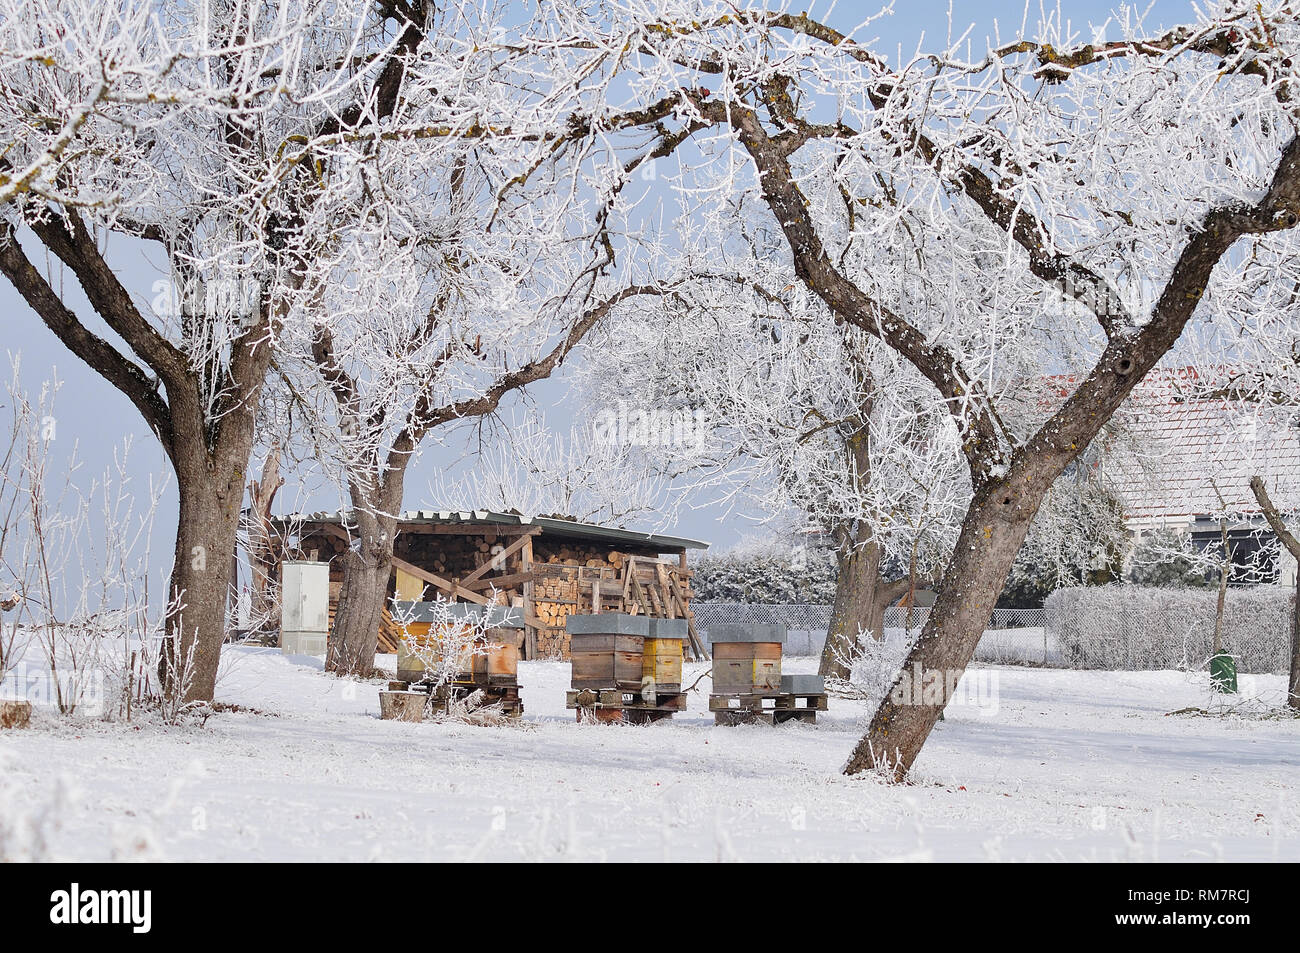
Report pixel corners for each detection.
[1,0,1201,579]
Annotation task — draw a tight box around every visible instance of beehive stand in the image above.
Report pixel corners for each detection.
[564,615,688,723]
[387,677,525,719]
[708,625,829,725]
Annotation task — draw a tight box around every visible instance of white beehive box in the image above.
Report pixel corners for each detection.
[280,560,330,656]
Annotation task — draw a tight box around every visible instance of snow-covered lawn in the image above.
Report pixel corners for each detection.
[2,647,1298,861]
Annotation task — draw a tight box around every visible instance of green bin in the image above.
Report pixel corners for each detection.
[1210,652,1238,694]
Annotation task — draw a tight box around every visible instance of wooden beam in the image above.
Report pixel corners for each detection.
[389,556,548,630]
[522,535,537,659]
[656,564,674,619]
[390,555,489,605]
[458,530,539,587]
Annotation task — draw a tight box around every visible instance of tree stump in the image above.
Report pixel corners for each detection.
[378,690,427,722]
[0,700,32,729]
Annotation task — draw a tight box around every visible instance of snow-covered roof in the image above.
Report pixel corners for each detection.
[1098,368,1300,527]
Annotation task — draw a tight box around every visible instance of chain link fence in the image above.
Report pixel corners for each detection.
[693,603,832,632]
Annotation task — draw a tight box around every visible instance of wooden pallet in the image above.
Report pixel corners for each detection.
[565,687,687,724]
[709,691,828,726]
[390,676,523,718]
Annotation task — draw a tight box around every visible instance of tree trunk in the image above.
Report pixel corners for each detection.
[844,482,1043,779]
[1246,476,1300,710]
[159,460,244,704]
[328,545,392,677]
[819,534,884,680]
[246,443,283,635]
[1213,518,1229,656]
[327,503,399,678]
[819,534,910,681]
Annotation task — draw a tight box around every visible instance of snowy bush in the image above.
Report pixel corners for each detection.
[848,631,917,706]
[0,365,179,721]
[1046,585,1293,673]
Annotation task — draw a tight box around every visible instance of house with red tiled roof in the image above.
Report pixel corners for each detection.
[1096,367,1300,585]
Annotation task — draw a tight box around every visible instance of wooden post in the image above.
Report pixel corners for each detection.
[522,534,537,659]
[676,549,708,661]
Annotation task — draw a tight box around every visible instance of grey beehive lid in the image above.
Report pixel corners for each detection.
[390,600,524,628]
[781,674,825,695]
[707,623,786,644]
[566,612,650,636]
[646,618,688,639]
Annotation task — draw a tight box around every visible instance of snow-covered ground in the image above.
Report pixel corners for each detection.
[1,647,1297,861]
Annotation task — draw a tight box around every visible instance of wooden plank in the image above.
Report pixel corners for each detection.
[713,641,782,659]
[569,633,643,652]
[390,555,489,605]
[655,564,675,619]
[621,556,636,603]
[377,606,403,654]
[389,554,546,630]
[395,568,425,601]
[708,692,789,710]
[774,694,829,711]
[645,575,667,617]
[627,561,651,617]
[667,572,690,616]
[664,568,707,659]
[522,537,537,659]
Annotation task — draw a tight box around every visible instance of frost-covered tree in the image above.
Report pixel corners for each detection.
[275,3,690,676]
[1125,529,1215,588]
[691,538,839,605]
[430,416,673,528]
[0,0,406,700]
[527,1,1300,778]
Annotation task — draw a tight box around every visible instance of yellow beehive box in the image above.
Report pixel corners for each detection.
[642,618,688,691]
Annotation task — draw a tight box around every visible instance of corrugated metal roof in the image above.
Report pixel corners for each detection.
[285,509,710,551]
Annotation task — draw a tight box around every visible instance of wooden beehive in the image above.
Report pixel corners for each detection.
[394,602,524,682]
[643,617,687,692]
[476,628,521,679]
[708,623,785,694]
[567,613,649,690]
